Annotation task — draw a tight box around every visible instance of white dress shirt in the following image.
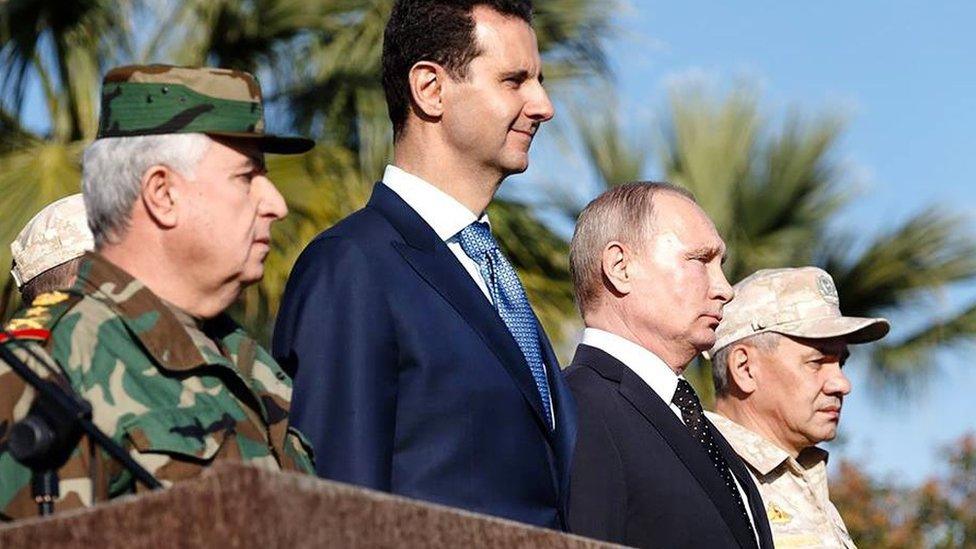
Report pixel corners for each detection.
[382,165,555,428]
[383,165,492,301]
[580,328,759,542]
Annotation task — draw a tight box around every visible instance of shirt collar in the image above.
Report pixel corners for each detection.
[581,327,680,404]
[705,411,830,475]
[73,252,240,372]
[382,165,489,242]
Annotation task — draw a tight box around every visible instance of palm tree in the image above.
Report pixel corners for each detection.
[569,85,976,402]
[0,0,615,349]
[0,0,132,316]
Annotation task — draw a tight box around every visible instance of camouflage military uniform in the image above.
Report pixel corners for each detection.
[707,412,856,548]
[0,253,314,520]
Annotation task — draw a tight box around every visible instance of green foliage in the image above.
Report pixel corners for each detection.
[0,0,611,345]
[670,89,976,402]
[566,83,976,403]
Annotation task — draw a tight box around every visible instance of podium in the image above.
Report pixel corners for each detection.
[0,463,617,547]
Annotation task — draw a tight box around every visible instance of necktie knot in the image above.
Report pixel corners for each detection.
[457,221,498,262]
[673,378,703,415]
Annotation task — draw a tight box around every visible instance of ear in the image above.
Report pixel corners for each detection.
[601,241,632,296]
[726,345,758,395]
[140,164,180,229]
[408,61,445,120]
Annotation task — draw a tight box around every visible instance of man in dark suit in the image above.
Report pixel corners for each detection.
[565,182,775,548]
[273,0,576,530]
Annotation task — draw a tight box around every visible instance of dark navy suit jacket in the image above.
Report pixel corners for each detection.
[566,344,775,548]
[273,183,577,529]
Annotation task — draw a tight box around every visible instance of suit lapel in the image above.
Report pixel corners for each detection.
[367,183,551,437]
[576,345,757,549]
[539,325,577,508]
[714,423,775,549]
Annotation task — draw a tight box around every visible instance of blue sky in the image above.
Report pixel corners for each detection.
[519,0,975,484]
[12,0,972,486]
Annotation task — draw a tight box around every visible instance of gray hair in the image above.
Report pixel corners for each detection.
[569,181,696,316]
[82,133,212,247]
[711,331,783,396]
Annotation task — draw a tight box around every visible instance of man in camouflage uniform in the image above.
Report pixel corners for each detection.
[10,193,94,304]
[0,65,316,520]
[704,267,890,548]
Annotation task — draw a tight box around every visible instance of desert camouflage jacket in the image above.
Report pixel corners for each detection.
[706,411,856,549]
[0,253,314,520]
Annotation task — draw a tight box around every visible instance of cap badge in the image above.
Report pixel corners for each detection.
[816,274,839,304]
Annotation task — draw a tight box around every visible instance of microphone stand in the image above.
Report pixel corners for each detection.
[0,332,162,516]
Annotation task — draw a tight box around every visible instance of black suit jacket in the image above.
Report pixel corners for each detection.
[274,183,577,529]
[566,344,774,548]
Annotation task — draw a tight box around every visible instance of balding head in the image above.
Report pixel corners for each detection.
[570,182,733,370]
[569,182,696,316]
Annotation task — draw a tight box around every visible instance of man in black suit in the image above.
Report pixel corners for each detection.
[274,0,577,530]
[565,182,774,548]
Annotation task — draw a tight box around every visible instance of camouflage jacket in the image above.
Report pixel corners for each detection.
[0,253,314,520]
[706,411,856,549]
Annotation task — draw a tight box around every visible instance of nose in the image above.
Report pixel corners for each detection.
[711,265,734,304]
[257,175,288,221]
[526,81,555,123]
[824,365,852,397]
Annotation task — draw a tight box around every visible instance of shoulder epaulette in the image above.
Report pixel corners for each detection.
[1,290,84,343]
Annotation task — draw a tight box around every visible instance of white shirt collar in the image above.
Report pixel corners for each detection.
[581,327,681,404]
[382,165,489,241]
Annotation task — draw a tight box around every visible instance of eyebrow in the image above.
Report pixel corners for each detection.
[688,245,725,260]
[500,69,530,82]
[808,347,850,362]
[237,153,266,173]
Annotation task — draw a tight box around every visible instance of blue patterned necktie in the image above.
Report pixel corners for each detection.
[457,221,553,428]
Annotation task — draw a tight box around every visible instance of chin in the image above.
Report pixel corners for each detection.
[239,266,265,286]
[817,427,839,443]
[501,164,529,177]
[498,152,530,175]
[691,332,718,351]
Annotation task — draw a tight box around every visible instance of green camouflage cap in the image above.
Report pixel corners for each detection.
[705,267,890,359]
[96,64,313,154]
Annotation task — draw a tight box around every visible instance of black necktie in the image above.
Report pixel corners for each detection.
[673,379,754,534]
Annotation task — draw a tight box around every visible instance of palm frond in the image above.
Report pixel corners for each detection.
[0,0,129,140]
[534,0,616,81]
[0,141,86,305]
[824,208,976,317]
[659,86,760,236]
[869,301,976,391]
[573,97,648,190]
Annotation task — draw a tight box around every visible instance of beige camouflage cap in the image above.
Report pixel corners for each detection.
[10,194,95,288]
[706,267,890,358]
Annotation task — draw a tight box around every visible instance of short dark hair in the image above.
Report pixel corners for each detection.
[19,258,83,305]
[382,0,534,139]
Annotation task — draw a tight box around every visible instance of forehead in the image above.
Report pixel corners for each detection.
[648,193,724,250]
[470,6,541,69]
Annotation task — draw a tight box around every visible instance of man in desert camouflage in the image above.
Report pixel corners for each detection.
[0,65,316,520]
[705,267,890,548]
[9,193,94,305]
